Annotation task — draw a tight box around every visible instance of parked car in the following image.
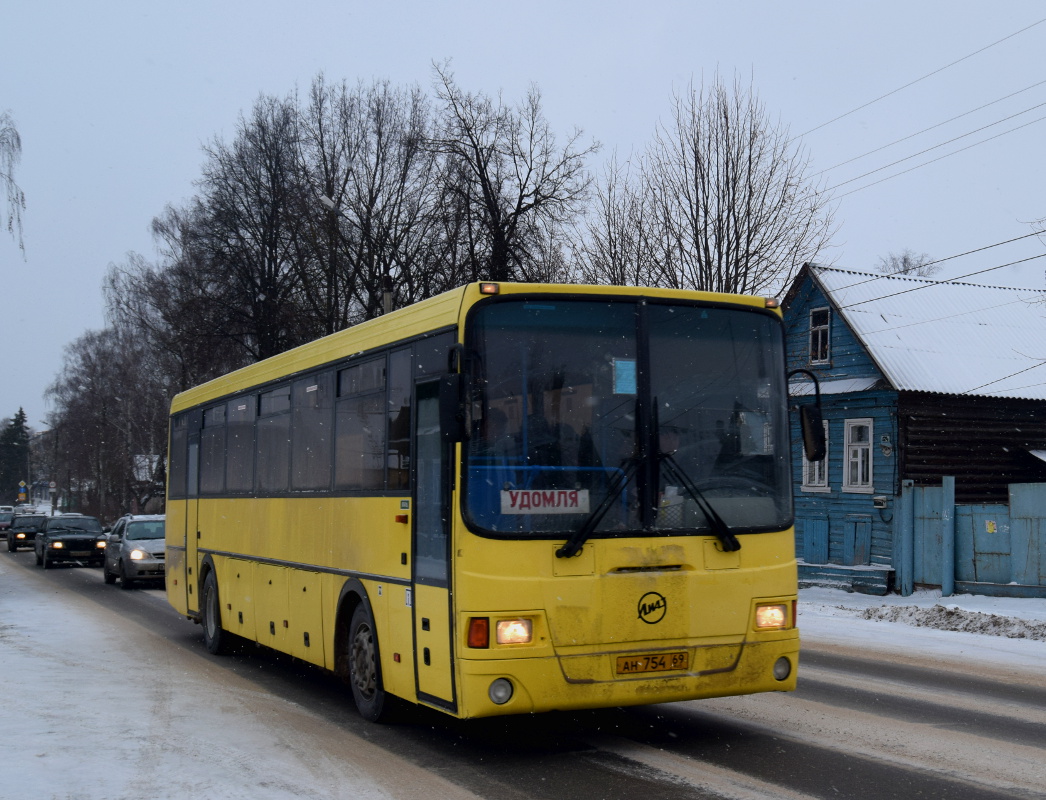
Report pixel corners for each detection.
[0,511,13,533]
[102,515,165,589]
[34,515,106,569]
[7,513,47,551]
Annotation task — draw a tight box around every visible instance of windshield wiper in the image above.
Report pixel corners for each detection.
[556,458,639,559]
[660,453,741,552]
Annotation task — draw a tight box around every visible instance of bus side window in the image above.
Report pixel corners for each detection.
[292,373,333,491]
[257,386,291,493]
[335,358,387,491]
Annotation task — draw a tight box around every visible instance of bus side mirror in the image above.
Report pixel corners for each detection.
[440,373,466,443]
[799,404,826,462]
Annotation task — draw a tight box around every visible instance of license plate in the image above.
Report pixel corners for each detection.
[616,651,689,675]
[70,551,91,557]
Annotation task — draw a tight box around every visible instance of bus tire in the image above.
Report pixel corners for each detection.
[201,570,233,655]
[347,603,388,722]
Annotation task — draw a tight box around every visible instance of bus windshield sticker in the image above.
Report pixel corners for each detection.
[501,489,590,515]
[613,359,636,395]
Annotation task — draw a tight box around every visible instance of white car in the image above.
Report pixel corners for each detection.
[102,515,166,589]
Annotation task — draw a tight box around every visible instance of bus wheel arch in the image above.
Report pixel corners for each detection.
[199,558,234,655]
[335,581,390,722]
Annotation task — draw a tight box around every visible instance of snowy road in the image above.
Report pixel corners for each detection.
[1,550,1044,800]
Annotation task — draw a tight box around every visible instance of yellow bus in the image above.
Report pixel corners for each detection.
[166,282,818,721]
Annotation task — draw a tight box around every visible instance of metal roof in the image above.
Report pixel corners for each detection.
[810,265,1046,400]
[789,377,881,397]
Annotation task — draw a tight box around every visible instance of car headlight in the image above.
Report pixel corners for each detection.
[96,540,107,549]
[130,549,147,560]
[15,533,25,539]
[50,541,64,549]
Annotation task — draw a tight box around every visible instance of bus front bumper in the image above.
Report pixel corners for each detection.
[454,635,799,719]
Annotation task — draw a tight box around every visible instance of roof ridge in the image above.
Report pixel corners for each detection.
[810,263,1045,293]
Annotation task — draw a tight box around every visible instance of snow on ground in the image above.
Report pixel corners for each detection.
[0,560,478,800]
[1,548,1044,798]
[799,586,1046,680]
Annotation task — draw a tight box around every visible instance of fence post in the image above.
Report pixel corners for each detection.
[898,480,914,596]
[941,476,955,596]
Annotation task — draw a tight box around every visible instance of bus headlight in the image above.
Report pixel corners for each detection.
[488,678,514,705]
[755,603,788,629]
[496,619,532,645]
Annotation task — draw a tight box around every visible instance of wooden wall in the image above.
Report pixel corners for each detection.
[899,393,1046,503]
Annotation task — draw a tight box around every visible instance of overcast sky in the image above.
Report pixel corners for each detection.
[3,1,1045,429]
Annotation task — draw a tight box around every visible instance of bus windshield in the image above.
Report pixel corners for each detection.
[463,297,792,538]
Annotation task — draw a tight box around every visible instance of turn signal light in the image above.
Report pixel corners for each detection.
[479,282,500,295]
[467,617,490,648]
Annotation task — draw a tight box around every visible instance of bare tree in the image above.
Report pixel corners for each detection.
[431,63,599,282]
[599,75,835,295]
[45,327,160,518]
[295,75,443,323]
[1,110,25,255]
[576,152,662,286]
[876,248,939,277]
[195,94,309,360]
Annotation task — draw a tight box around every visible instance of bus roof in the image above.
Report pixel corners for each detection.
[170,282,776,414]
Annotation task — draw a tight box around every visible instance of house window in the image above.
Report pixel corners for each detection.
[809,307,830,364]
[802,420,830,492]
[843,418,873,493]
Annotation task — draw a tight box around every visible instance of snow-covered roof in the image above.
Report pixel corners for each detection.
[790,377,882,396]
[807,265,1046,401]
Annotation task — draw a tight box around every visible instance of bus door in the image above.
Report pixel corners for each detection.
[411,379,456,711]
[184,410,202,616]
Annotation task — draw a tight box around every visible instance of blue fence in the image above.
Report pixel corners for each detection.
[898,480,1046,598]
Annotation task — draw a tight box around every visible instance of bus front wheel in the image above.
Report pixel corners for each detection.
[201,570,234,655]
[347,604,388,722]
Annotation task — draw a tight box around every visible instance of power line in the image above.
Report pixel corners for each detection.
[837,252,1046,310]
[860,294,1039,336]
[826,231,1046,294]
[962,359,1046,396]
[826,101,1046,192]
[811,79,1046,178]
[832,113,1046,199]
[796,17,1046,139]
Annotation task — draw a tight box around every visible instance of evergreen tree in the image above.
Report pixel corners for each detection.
[0,408,30,504]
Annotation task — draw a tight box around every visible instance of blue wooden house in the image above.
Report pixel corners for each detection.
[783,264,1046,594]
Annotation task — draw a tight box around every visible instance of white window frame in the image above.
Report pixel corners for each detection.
[801,420,830,492]
[809,307,830,364]
[842,418,874,493]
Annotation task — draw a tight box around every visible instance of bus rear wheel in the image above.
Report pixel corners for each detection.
[201,570,234,655]
[347,604,388,722]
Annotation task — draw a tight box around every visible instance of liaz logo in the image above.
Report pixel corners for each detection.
[637,591,667,624]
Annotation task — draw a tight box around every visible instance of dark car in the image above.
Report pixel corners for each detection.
[102,514,165,589]
[7,513,47,551]
[0,511,13,533]
[34,515,107,569]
